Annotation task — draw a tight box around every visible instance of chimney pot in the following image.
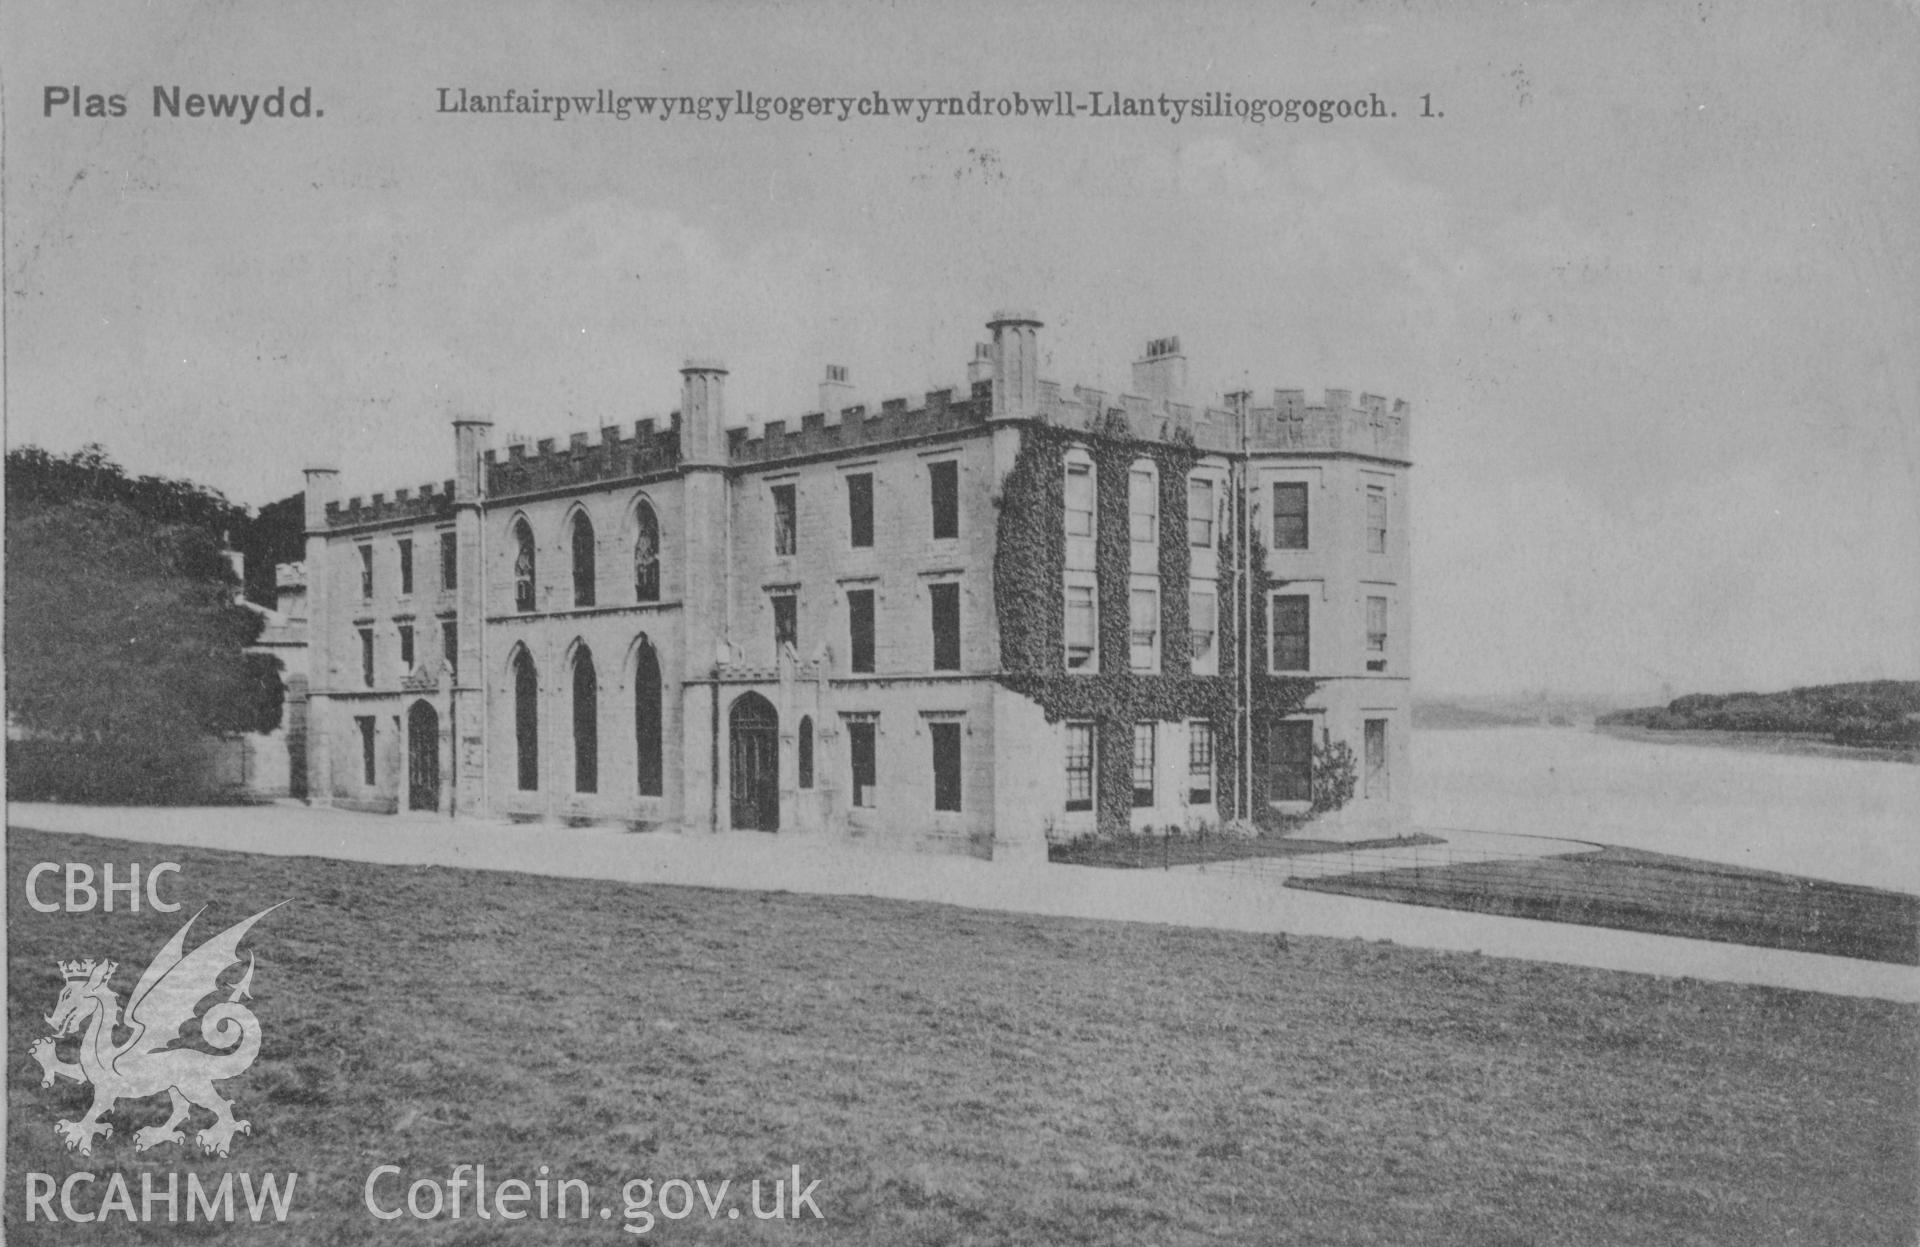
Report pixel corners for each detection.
[1132,335,1188,403]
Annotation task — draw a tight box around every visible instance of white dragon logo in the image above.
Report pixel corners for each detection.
[29,904,281,1158]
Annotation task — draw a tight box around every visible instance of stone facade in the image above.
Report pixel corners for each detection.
[301,313,1412,855]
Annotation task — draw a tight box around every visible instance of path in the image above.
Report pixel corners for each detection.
[8,802,1916,1003]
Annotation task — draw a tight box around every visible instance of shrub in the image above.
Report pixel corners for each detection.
[1311,739,1357,815]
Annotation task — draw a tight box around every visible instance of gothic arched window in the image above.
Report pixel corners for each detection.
[573,645,598,793]
[634,501,661,603]
[513,648,539,790]
[513,519,536,613]
[634,639,663,797]
[571,512,597,608]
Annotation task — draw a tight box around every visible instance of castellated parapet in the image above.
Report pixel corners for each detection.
[324,323,1410,519]
[325,480,457,529]
[483,417,683,500]
[1033,382,1409,461]
[726,385,993,466]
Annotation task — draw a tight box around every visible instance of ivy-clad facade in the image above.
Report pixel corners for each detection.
[299,312,1412,857]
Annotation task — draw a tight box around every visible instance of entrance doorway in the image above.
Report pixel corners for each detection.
[407,700,440,812]
[728,693,779,831]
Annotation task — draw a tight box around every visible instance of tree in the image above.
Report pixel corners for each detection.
[234,490,305,607]
[5,445,284,802]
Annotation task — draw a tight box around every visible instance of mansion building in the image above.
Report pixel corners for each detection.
[301,313,1412,858]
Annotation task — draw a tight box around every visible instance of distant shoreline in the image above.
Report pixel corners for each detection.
[1591,723,1918,765]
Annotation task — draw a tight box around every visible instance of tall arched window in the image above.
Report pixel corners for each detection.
[573,645,598,793]
[513,519,537,613]
[571,512,597,608]
[634,639,663,797]
[633,501,661,603]
[798,715,814,789]
[513,648,539,790]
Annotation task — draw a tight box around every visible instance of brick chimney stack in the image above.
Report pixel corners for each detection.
[966,342,993,387]
[819,364,854,423]
[1132,335,1187,404]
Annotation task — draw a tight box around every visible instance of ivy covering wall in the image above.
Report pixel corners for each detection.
[992,422,1318,836]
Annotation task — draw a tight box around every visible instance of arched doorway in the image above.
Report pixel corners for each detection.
[728,692,779,831]
[406,700,440,811]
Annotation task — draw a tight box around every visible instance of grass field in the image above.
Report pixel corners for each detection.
[1290,846,1920,966]
[7,825,1917,1245]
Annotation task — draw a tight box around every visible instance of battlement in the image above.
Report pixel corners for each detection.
[316,317,1410,521]
[726,387,992,467]
[484,416,683,499]
[1035,383,1410,460]
[325,480,458,529]
[1240,388,1411,459]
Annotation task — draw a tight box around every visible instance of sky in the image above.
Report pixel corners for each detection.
[5,0,1916,697]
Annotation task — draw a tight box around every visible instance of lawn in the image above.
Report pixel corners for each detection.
[1290,846,1920,966]
[7,825,1917,1245]
[1050,828,1445,870]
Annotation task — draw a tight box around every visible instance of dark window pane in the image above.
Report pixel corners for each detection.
[847,473,874,548]
[772,484,797,556]
[931,721,961,811]
[848,589,875,673]
[1064,722,1094,811]
[798,715,814,789]
[398,539,414,595]
[359,545,374,599]
[572,514,596,607]
[849,720,877,808]
[929,460,959,540]
[514,651,539,790]
[360,628,374,687]
[1265,720,1314,803]
[573,648,598,793]
[358,717,376,785]
[442,621,458,678]
[441,531,457,590]
[1272,594,1309,671]
[931,583,960,671]
[1273,483,1308,550]
[398,624,414,669]
[634,642,663,796]
[773,593,798,653]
